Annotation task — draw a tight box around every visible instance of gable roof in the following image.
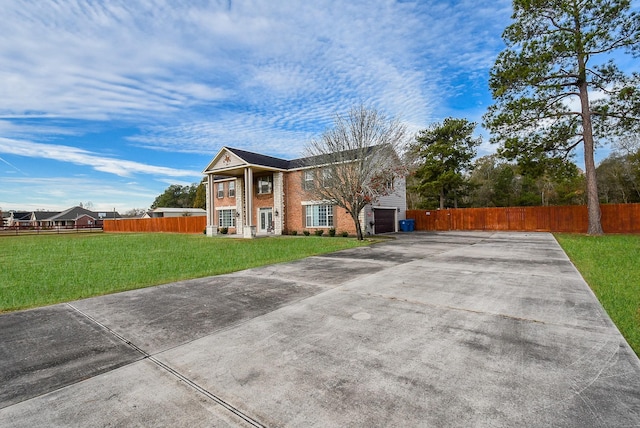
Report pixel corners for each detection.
[48,206,99,221]
[10,211,32,221]
[204,146,378,175]
[33,211,61,220]
[288,147,377,170]
[225,147,291,170]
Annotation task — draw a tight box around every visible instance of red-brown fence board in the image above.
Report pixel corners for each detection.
[407,203,639,234]
[103,216,206,234]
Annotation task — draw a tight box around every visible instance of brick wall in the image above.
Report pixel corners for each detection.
[284,170,357,235]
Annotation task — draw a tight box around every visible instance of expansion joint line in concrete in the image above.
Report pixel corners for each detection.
[149,356,267,428]
[66,303,266,428]
[66,303,149,357]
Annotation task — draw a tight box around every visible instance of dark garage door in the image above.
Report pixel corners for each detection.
[374,209,395,233]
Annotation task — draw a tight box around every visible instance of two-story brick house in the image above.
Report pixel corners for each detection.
[202,146,406,238]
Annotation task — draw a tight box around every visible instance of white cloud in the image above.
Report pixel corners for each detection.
[0,176,157,212]
[0,0,511,134]
[0,138,200,178]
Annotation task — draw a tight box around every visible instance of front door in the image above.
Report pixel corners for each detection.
[259,208,273,233]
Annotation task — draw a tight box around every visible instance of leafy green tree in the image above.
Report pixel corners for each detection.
[192,180,206,209]
[484,0,640,235]
[494,163,518,206]
[466,156,510,206]
[151,184,198,209]
[410,118,481,209]
[597,152,640,203]
[469,154,585,207]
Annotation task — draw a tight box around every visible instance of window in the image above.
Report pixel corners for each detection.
[322,168,333,188]
[303,170,314,190]
[305,204,334,228]
[217,182,224,198]
[218,209,236,228]
[228,181,235,198]
[257,175,272,194]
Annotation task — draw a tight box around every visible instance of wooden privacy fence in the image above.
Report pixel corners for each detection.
[104,216,207,234]
[407,203,640,234]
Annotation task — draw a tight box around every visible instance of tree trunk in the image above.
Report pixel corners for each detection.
[352,211,364,240]
[578,77,603,235]
[439,189,445,210]
[573,9,603,236]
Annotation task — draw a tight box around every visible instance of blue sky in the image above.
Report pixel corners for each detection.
[0,0,633,213]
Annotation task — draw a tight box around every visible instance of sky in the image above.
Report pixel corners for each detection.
[0,0,635,213]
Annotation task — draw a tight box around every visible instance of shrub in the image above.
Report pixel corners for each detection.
[341,231,349,237]
[303,230,310,236]
[329,228,336,237]
[314,229,324,237]
[220,227,228,234]
[291,230,298,236]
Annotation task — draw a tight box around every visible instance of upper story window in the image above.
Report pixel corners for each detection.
[322,168,333,188]
[257,175,273,194]
[217,182,224,198]
[303,170,314,191]
[228,181,235,198]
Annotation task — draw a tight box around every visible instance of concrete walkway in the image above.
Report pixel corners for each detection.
[1,232,639,427]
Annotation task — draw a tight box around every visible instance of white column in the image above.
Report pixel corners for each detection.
[205,175,218,236]
[243,168,256,238]
[274,172,284,235]
[235,178,244,236]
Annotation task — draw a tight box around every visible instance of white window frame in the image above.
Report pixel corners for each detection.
[228,181,235,198]
[305,204,334,228]
[218,209,236,228]
[257,175,273,194]
[217,182,224,198]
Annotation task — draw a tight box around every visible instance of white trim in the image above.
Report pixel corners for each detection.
[371,206,399,233]
[258,207,274,233]
[304,204,334,228]
[301,199,335,206]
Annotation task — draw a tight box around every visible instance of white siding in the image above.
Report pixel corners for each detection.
[374,177,407,221]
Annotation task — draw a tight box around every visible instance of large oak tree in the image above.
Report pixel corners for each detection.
[484,0,640,234]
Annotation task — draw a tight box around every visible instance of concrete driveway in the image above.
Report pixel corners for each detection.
[1,232,639,427]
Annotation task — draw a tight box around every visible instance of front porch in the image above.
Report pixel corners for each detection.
[203,147,285,239]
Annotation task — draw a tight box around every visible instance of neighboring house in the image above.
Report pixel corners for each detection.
[47,206,101,228]
[4,206,120,229]
[6,211,32,227]
[32,211,62,228]
[146,207,207,218]
[202,146,407,237]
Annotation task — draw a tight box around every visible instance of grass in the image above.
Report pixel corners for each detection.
[555,233,640,356]
[0,233,370,313]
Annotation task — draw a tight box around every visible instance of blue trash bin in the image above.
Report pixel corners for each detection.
[406,219,415,231]
[399,220,409,232]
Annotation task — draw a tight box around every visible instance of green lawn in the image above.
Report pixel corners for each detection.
[0,233,369,313]
[555,233,640,356]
